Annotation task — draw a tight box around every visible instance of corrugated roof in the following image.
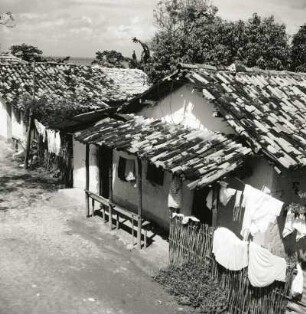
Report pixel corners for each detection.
[0,62,149,109]
[75,115,252,189]
[122,64,306,170]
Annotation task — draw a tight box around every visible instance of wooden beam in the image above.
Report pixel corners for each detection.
[85,144,90,217]
[137,158,143,249]
[24,110,33,169]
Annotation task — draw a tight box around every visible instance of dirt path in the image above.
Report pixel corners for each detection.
[0,139,187,314]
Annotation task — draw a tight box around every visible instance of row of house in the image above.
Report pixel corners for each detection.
[1,59,306,312]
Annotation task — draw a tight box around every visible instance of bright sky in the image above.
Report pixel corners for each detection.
[0,0,305,59]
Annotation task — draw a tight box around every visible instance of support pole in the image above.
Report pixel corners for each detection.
[24,62,36,169]
[108,151,113,230]
[85,144,90,217]
[137,158,143,249]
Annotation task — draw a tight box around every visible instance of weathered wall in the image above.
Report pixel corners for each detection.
[112,150,193,230]
[11,109,26,143]
[138,84,234,134]
[73,139,86,190]
[0,100,12,139]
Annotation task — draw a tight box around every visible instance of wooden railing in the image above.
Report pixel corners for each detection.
[84,189,148,248]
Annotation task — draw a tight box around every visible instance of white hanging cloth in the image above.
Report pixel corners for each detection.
[168,176,182,209]
[283,209,306,242]
[241,184,283,239]
[212,227,248,271]
[291,263,304,297]
[248,242,286,287]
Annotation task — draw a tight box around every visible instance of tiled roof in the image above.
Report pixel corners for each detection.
[184,66,306,169]
[123,64,306,170]
[0,62,149,109]
[75,115,252,189]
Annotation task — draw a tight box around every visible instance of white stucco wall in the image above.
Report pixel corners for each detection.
[11,109,26,143]
[73,139,86,190]
[0,100,12,139]
[138,84,234,134]
[112,150,193,229]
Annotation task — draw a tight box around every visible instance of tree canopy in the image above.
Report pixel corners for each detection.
[92,50,131,68]
[10,43,70,63]
[142,0,291,82]
[291,24,306,72]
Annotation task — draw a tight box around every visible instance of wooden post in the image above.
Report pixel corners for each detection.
[137,158,143,249]
[212,184,219,229]
[24,62,36,169]
[108,153,113,230]
[85,144,90,217]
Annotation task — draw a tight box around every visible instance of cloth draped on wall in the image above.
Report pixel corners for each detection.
[212,227,248,271]
[172,213,200,225]
[241,184,283,240]
[124,159,136,182]
[168,176,183,209]
[34,119,46,142]
[248,242,286,288]
[47,129,61,156]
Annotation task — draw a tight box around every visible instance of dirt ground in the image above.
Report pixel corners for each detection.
[0,139,188,314]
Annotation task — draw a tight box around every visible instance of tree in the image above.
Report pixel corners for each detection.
[236,14,290,70]
[291,24,306,72]
[10,44,43,62]
[144,1,291,82]
[92,50,131,68]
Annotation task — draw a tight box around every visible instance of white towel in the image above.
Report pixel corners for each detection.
[241,184,283,239]
[219,186,236,206]
[248,242,286,287]
[283,209,295,238]
[213,227,248,271]
[168,176,182,209]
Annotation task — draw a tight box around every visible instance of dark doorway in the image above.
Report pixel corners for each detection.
[99,145,112,199]
[192,187,212,225]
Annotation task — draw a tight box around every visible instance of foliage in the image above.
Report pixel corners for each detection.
[92,50,131,68]
[291,24,306,72]
[154,261,228,313]
[236,14,290,70]
[10,44,43,62]
[145,1,291,82]
[10,43,70,63]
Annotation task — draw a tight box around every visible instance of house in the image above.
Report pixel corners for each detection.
[0,61,149,145]
[72,113,252,232]
[119,63,306,310]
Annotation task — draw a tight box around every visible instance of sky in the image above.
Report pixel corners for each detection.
[0,0,305,59]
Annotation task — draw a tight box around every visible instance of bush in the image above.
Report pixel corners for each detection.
[154,261,228,313]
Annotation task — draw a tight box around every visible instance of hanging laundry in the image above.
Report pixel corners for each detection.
[168,176,182,209]
[241,184,283,239]
[219,185,236,206]
[206,190,213,210]
[172,213,200,224]
[283,208,295,238]
[233,190,243,222]
[125,159,136,182]
[283,207,306,242]
[293,214,306,241]
[291,263,304,297]
[248,242,286,287]
[54,131,61,156]
[212,227,248,271]
[46,129,61,156]
[34,119,46,142]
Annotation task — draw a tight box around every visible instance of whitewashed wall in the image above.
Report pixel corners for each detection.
[0,99,12,139]
[138,84,234,134]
